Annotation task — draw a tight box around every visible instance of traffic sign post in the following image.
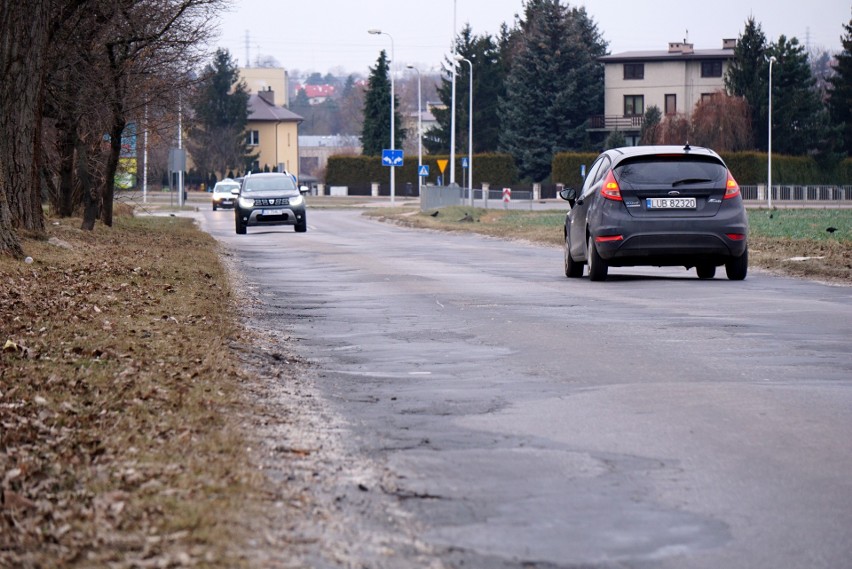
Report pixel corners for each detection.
[382,149,404,167]
[418,165,429,177]
[502,187,511,209]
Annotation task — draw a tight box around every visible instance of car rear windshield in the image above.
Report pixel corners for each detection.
[615,156,727,186]
[243,176,297,192]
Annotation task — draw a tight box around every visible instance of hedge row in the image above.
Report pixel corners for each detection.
[327,151,852,189]
[326,153,518,188]
[552,151,852,186]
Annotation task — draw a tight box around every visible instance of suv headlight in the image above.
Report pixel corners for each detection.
[289,194,304,206]
[238,197,255,208]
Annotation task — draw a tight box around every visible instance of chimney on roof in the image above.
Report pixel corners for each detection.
[722,38,737,49]
[258,86,275,106]
[668,42,694,54]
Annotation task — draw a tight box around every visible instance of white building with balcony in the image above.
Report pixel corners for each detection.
[592,39,736,145]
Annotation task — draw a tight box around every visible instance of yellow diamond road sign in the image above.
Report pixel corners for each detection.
[436,159,448,174]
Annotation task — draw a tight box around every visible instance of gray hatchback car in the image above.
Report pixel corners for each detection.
[559,145,748,281]
[234,172,308,234]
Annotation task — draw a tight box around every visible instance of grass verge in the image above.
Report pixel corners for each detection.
[365,205,852,283]
[1,211,271,567]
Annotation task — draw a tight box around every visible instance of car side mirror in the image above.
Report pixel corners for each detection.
[558,187,577,207]
[230,188,239,196]
[299,185,310,194]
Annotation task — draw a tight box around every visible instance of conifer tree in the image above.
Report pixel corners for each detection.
[424,25,506,154]
[187,49,254,178]
[766,35,829,156]
[827,13,852,156]
[361,50,405,156]
[498,0,606,181]
[725,17,769,149]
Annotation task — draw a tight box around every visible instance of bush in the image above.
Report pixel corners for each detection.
[326,153,518,188]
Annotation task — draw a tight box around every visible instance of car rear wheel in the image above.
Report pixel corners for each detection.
[587,236,608,282]
[235,214,246,235]
[725,247,748,280]
[696,263,716,279]
[564,232,583,278]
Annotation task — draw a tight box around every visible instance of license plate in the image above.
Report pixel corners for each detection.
[646,197,697,209]
[262,209,284,216]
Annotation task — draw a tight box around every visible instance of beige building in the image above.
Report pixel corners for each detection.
[240,67,290,107]
[246,88,303,177]
[593,39,736,145]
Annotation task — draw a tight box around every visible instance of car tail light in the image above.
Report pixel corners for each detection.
[726,233,746,240]
[600,171,622,201]
[724,171,740,199]
[595,234,624,242]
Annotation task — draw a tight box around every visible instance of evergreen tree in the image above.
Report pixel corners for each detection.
[424,25,506,155]
[640,105,662,145]
[498,0,607,181]
[186,49,254,178]
[767,35,830,156]
[361,50,405,156]
[827,13,852,156]
[725,17,769,149]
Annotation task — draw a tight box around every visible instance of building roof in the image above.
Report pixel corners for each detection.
[600,48,734,63]
[600,40,736,63]
[248,93,303,123]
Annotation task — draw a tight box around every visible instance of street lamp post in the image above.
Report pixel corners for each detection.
[767,55,776,210]
[406,64,423,196]
[455,55,473,205]
[368,29,396,204]
[449,0,457,186]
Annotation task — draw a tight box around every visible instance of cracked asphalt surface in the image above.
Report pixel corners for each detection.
[197,206,852,569]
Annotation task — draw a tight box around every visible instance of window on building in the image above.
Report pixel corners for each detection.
[247,130,259,146]
[624,95,644,116]
[701,93,715,104]
[624,63,644,80]
[665,94,677,115]
[701,61,723,78]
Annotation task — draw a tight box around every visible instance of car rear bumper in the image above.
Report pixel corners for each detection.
[592,211,748,265]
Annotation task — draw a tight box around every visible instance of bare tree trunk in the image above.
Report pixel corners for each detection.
[57,119,79,217]
[0,0,49,256]
[101,119,125,227]
[78,136,99,231]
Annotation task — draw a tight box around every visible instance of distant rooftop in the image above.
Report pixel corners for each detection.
[600,39,737,63]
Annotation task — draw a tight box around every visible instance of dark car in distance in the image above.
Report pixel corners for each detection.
[559,145,748,281]
[234,172,308,234]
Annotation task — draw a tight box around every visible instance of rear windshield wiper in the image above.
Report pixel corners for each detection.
[671,178,712,187]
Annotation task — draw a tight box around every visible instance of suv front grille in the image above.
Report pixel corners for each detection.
[253,198,289,206]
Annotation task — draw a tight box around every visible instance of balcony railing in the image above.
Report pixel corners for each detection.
[588,115,645,130]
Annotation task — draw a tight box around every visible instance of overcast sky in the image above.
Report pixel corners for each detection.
[213,0,849,77]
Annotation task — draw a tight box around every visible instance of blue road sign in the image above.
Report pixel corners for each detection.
[382,149,404,167]
[418,165,429,177]
[462,157,469,169]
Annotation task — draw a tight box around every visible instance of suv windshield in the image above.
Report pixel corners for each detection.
[243,176,297,192]
[615,156,726,186]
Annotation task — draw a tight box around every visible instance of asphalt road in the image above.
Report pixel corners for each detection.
[196,206,852,569]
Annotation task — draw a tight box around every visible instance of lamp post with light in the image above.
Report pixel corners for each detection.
[449,0,457,186]
[454,55,473,205]
[406,64,423,196]
[767,55,776,210]
[368,29,396,204]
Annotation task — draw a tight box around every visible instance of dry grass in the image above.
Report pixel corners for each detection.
[0,211,278,567]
